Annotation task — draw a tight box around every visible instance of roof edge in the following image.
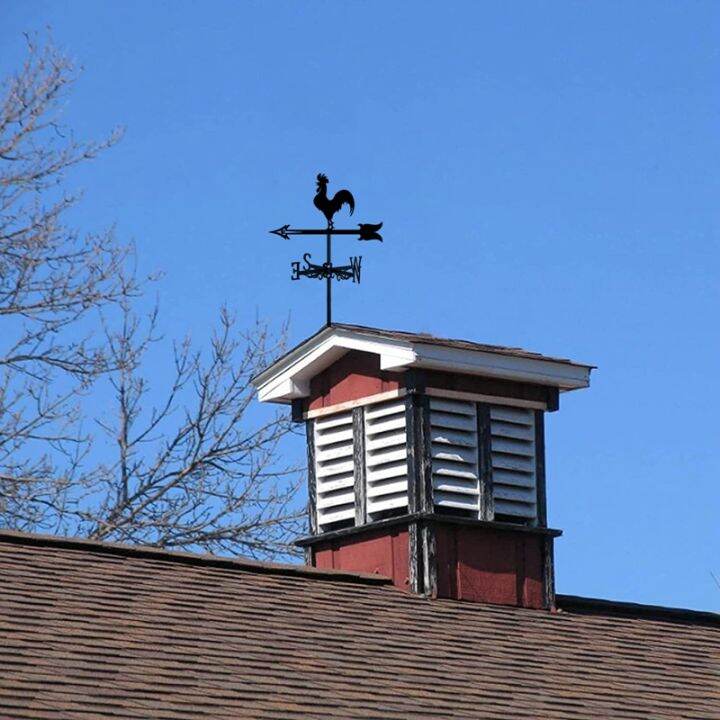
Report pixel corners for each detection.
[0,529,393,587]
[557,593,720,626]
[251,323,334,387]
[253,323,594,403]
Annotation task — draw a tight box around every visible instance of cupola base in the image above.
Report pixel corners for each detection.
[298,514,560,610]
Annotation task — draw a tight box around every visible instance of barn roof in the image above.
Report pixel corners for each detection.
[1,529,718,720]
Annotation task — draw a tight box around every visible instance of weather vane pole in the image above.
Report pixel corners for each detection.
[270,174,383,325]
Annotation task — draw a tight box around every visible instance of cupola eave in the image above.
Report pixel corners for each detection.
[252,324,594,404]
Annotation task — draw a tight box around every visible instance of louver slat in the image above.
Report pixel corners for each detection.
[430,398,480,515]
[365,400,409,518]
[314,412,356,530]
[490,406,537,521]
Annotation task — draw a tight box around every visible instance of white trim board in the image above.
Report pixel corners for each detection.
[424,388,546,411]
[305,389,407,420]
[303,387,545,420]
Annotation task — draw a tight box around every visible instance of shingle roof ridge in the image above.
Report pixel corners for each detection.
[329,322,596,368]
[557,593,720,626]
[2,530,716,625]
[0,528,393,587]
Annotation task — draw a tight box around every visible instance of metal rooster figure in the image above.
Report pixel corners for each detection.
[270,174,383,325]
[313,173,354,228]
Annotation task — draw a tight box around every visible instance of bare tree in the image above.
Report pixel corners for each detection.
[0,35,303,558]
[0,35,136,528]
[74,307,304,558]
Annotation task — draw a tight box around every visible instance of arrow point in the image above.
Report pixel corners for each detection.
[270,224,291,240]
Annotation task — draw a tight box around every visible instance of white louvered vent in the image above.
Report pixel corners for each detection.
[314,411,356,531]
[429,398,480,514]
[490,406,537,521]
[365,400,409,520]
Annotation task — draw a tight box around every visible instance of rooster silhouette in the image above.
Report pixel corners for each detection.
[313,174,355,227]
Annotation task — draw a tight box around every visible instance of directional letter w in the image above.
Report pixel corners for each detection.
[350,256,362,284]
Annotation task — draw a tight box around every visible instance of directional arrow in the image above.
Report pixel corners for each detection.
[270,222,383,242]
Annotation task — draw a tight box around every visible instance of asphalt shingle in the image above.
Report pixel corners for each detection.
[0,531,717,719]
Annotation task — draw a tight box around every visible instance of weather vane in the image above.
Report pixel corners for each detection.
[270,174,383,325]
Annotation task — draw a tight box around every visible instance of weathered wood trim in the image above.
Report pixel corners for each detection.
[408,521,424,594]
[543,535,556,610]
[535,410,547,527]
[352,406,367,526]
[294,511,563,547]
[304,388,406,419]
[405,395,422,514]
[406,392,432,514]
[291,399,305,423]
[429,513,561,536]
[305,419,318,535]
[296,513,420,546]
[426,386,547,410]
[421,521,437,598]
[419,395,433,513]
[477,403,494,521]
[404,368,427,395]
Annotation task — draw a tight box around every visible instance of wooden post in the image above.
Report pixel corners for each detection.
[406,392,432,514]
[352,407,367,526]
[406,395,421,514]
[419,395,433,513]
[422,521,437,598]
[408,520,424,595]
[477,403,494,521]
[404,368,426,395]
[534,410,547,527]
[306,419,318,535]
[543,535,556,610]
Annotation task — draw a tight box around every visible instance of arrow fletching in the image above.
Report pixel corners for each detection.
[358,222,383,241]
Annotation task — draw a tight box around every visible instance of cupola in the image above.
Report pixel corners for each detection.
[253,323,593,609]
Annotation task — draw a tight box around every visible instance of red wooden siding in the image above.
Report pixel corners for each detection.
[435,523,544,609]
[307,351,403,411]
[312,526,410,591]
[423,370,557,409]
[311,520,546,608]
[305,352,555,413]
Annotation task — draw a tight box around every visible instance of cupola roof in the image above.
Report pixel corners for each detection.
[253,323,594,403]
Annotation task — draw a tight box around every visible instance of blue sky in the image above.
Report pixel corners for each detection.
[3,1,719,611]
